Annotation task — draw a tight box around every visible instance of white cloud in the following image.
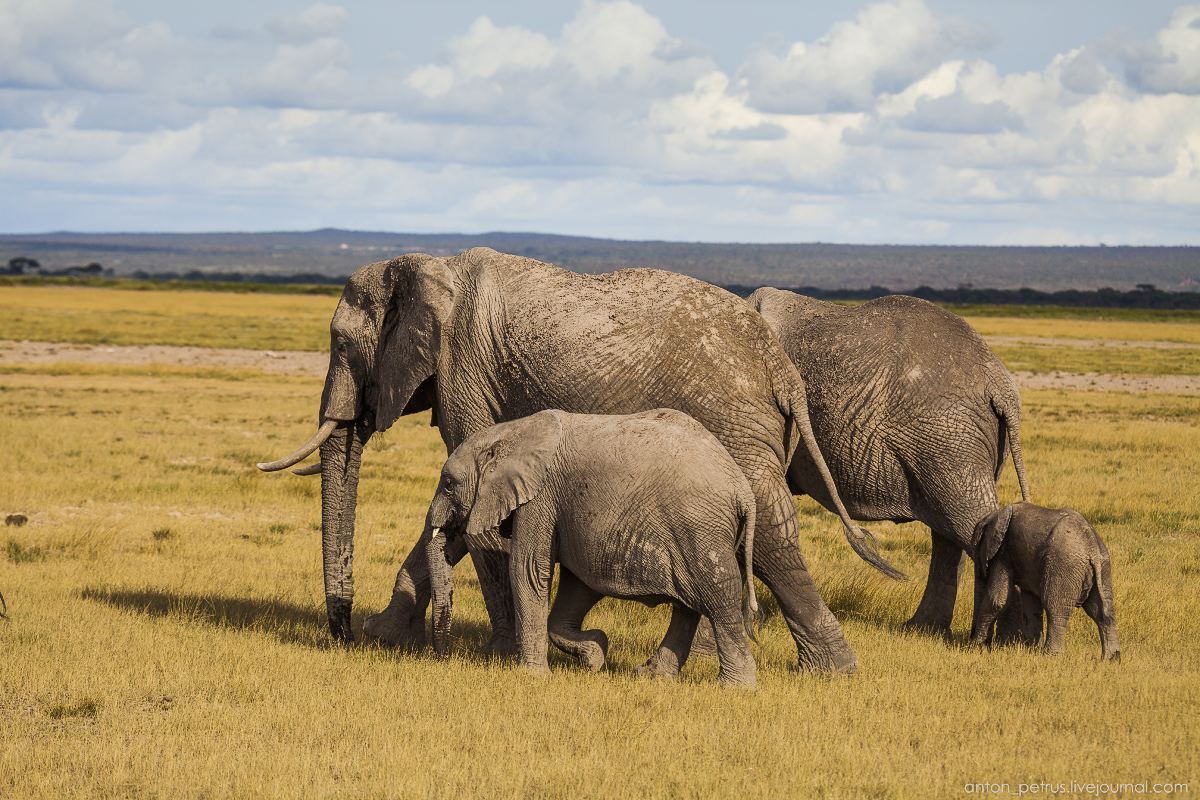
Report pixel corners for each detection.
[1123,4,1200,94]
[1,0,1199,245]
[735,0,995,113]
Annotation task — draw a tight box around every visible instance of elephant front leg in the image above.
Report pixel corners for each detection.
[509,530,555,675]
[466,528,519,657]
[636,604,700,681]
[364,521,461,648]
[905,534,965,635]
[969,563,1012,647]
[547,568,608,671]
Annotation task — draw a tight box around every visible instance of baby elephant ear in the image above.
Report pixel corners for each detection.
[980,504,1015,568]
[466,411,564,537]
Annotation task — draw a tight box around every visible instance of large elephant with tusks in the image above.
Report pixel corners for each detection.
[258,248,902,673]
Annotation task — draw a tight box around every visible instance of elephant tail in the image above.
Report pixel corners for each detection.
[777,380,907,581]
[735,487,760,642]
[992,389,1031,503]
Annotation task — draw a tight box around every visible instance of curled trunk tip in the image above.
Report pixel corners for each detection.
[292,462,322,476]
[257,419,338,472]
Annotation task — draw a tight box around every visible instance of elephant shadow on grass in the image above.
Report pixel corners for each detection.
[81,586,343,649]
[80,584,510,657]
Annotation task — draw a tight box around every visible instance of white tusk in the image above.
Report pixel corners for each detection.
[291,462,322,476]
[256,419,338,472]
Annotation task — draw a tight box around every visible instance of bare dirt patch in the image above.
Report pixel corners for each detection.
[0,340,327,377]
[4,339,1199,394]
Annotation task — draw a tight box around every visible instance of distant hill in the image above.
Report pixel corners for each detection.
[2,229,1197,292]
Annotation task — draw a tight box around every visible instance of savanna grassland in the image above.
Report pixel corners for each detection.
[1,285,1197,799]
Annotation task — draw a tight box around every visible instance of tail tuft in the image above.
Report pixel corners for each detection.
[846,525,907,581]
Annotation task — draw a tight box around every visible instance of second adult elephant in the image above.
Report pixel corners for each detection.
[259,248,902,673]
[748,289,1031,634]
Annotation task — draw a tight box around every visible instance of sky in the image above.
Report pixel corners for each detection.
[2,0,1200,244]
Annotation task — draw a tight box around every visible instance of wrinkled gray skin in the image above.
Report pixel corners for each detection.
[748,289,1031,635]
[971,503,1120,661]
[261,247,899,673]
[426,409,761,688]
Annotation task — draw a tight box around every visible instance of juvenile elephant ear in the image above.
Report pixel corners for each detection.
[374,256,456,432]
[466,411,564,537]
[980,504,1015,569]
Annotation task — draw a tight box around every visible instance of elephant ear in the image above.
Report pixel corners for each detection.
[374,256,456,432]
[979,504,1014,570]
[466,411,564,537]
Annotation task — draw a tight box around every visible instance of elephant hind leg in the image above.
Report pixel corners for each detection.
[547,568,608,671]
[1081,580,1120,662]
[905,533,966,635]
[636,604,700,681]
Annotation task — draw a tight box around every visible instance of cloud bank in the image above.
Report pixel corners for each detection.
[1,0,1199,244]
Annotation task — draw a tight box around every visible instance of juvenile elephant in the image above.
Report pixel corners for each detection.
[748,289,1031,634]
[258,248,898,673]
[425,409,761,688]
[971,502,1120,661]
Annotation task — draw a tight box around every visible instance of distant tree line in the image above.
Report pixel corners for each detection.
[128,269,345,285]
[7,257,113,277]
[721,283,1200,309]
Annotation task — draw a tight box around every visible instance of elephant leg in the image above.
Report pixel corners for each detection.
[464,528,519,657]
[688,616,718,660]
[753,478,857,674]
[509,528,554,675]
[1019,589,1044,646]
[636,604,700,681]
[701,561,757,689]
[994,584,1028,646]
[905,533,965,635]
[364,521,462,647]
[969,562,1011,647]
[547,568,608,671]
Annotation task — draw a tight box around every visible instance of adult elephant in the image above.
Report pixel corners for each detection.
[747,288,1031,635]
[258,248,901,673]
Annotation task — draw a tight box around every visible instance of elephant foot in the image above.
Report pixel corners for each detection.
[478,631,519,658]
[795,639,858,676]
[363,599,426,650]
[518,661,551,677]
[902,614,953,638]
[549,629,609,672]
[634,649,683,681]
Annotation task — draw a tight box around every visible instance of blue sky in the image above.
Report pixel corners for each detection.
[2,0,1199,244]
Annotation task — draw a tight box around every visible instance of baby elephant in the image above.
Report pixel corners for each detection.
[425,408,761,688]
[971,502,1120,661]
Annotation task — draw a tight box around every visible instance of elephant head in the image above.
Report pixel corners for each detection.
[256,254,456,641]
[426,411,563,656]
[973,504,1014,579]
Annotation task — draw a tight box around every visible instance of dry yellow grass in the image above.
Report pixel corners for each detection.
[963,316,1200,344]
[0,363,1197,798]
[0,286,336,350]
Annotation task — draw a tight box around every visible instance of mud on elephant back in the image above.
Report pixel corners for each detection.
[258,248,904,674]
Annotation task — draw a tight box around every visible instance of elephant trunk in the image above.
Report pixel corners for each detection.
[319,419,373,641]
[427,528,455,656]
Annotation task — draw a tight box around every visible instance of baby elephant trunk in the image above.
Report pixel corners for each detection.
[1090,552,1121,662]
[427,528,455,656]
[738,492,760,643]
